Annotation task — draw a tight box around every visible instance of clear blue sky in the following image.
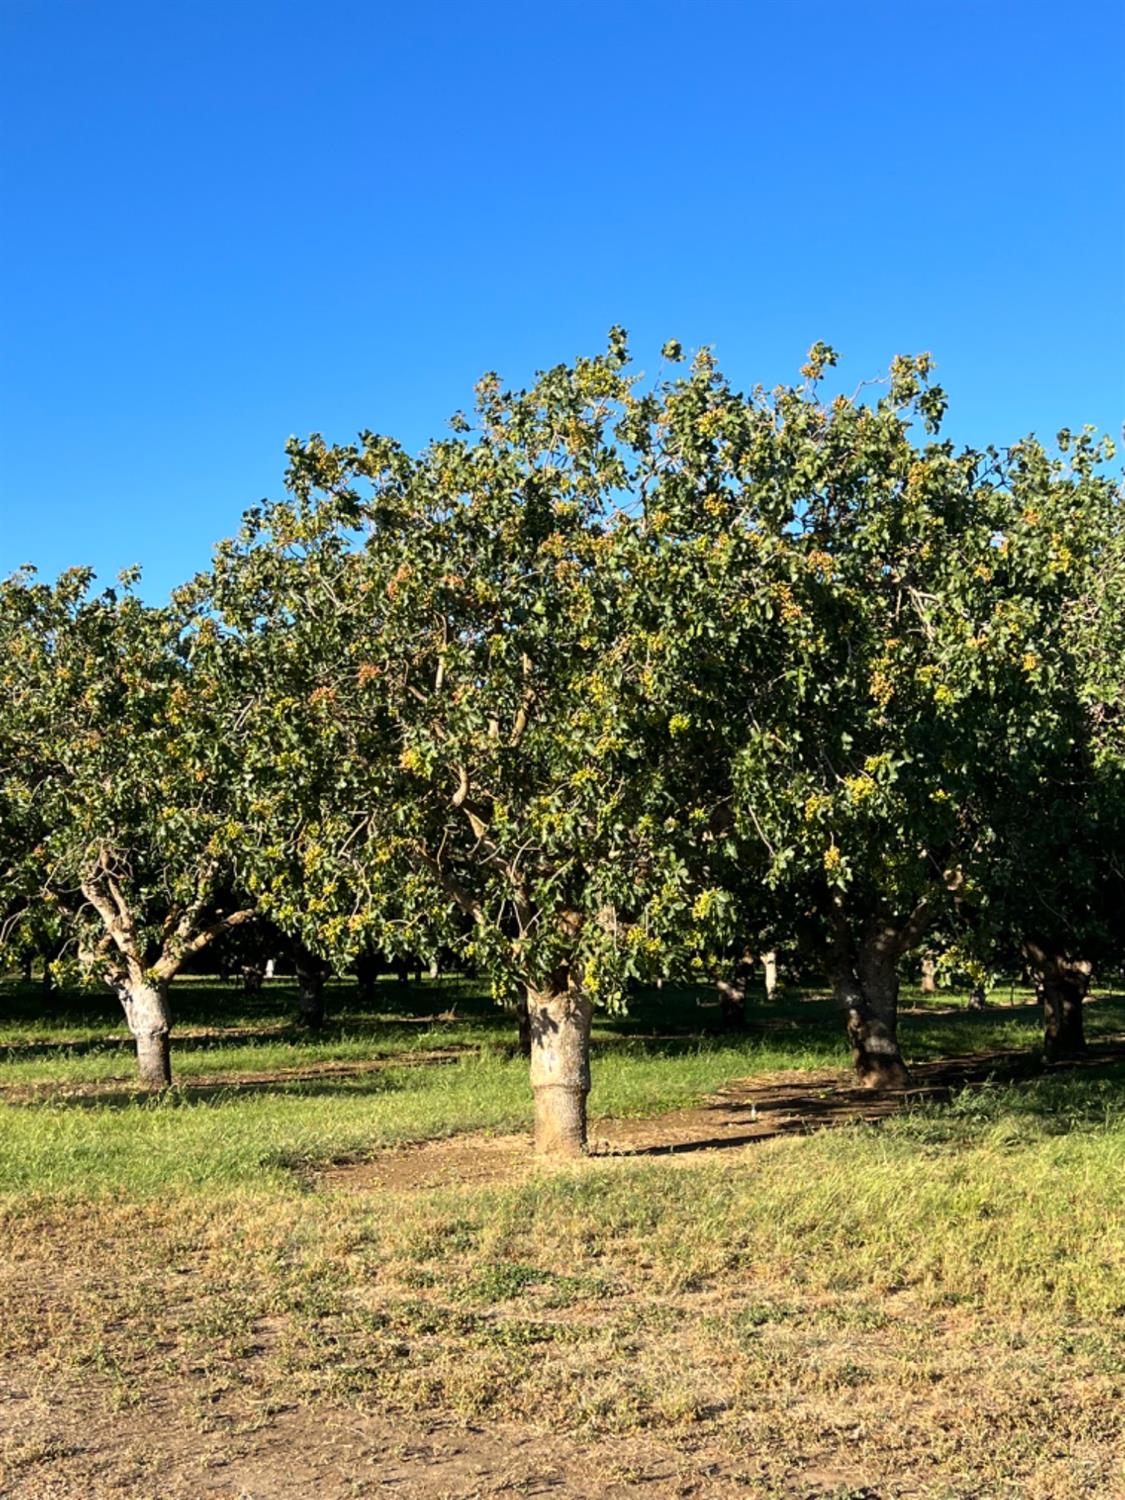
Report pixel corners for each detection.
[2,0,1122,599]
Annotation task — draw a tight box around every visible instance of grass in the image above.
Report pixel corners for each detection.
[2,973,1124,1497]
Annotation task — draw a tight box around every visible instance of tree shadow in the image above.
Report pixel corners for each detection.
[613,1043,1125,1157]
[9,1067,421,1111]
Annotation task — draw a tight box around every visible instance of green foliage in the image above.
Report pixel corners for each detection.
[4,330,1122,1034]
[0,570,252,990]
[197,333,802,1005]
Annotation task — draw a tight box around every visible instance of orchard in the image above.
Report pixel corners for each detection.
[3,335,1122,1151]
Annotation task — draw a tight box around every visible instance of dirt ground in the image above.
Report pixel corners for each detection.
[318,1041,1122,1193]
[0,1378,872,1500]
[3,1041,1123,1499]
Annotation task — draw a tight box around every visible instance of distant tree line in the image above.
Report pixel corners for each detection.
[2,334,1122,1154]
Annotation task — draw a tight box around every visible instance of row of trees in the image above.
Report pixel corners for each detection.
[2,335,1122,1153]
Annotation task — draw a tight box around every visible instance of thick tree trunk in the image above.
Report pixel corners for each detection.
[830,939,910,1090]
[526,983,593,1157]
[717,970,747,1029]
[118,980,173,1090]
[1041,966,1089,1059]
[1024,945,1090,1060]
[855,943,910,1087]
[296,967,326,1028]
[761,951,778,1001]
[920,957,936,995]
[354,952,379,1003]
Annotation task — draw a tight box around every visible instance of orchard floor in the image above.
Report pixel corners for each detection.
[2,978,1124,1499]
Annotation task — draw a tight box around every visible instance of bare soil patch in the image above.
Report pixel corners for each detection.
[0,1373,814,1500]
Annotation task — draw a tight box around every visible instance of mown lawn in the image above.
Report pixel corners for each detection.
[1,975,1123,1498]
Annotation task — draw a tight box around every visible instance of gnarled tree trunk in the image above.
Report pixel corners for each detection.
[831,965,910,1089]
[854,937,910,1087]
[829,896,932,1089]
[526,982,593,1157]
[825,911,918,1090]
[920,956,936,995]
[1026,946,1090,1059]
[118,979,173,1090]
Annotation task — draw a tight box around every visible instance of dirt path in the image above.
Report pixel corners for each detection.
[4,1039,1123,1499]
[319,1035,1125,1193]
[0,1372,851,1499]
[0,1045,476,1103]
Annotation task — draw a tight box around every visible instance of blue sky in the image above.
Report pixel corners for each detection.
[2,0,1122,599]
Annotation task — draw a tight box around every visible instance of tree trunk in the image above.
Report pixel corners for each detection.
[854,942,909,1087]
[830,939,910,1090]
[515,993,532,1060]
[1024,945,1090,1060]
[920,957,936,995]
[526,982,593,1157]
[761,951,778,1001]
[241,962,264,995]
[1041,964,1089,1059]
[717,972,747,1029]
[354,952,379,1003]
[296,967,326,1028]
[717,954,753,1026]
[118,980,173,1090]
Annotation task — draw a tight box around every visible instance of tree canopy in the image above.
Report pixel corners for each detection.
[2,333,1121,1149]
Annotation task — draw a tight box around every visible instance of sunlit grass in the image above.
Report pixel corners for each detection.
[2,972,1123,1497]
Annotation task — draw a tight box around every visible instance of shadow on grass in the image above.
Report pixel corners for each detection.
[617,1048,1125,1157]
[10,1067,418,1111]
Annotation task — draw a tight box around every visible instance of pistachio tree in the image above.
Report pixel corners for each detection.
[198,332,796,1154]
[995,433,1125,1054]
[0,569,254,1086]
[707,351,1111,1084]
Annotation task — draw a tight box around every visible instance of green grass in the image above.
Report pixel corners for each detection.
[1,975,1122,1197]
[2,973,1124,1497]
[4,971,1116,1083]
